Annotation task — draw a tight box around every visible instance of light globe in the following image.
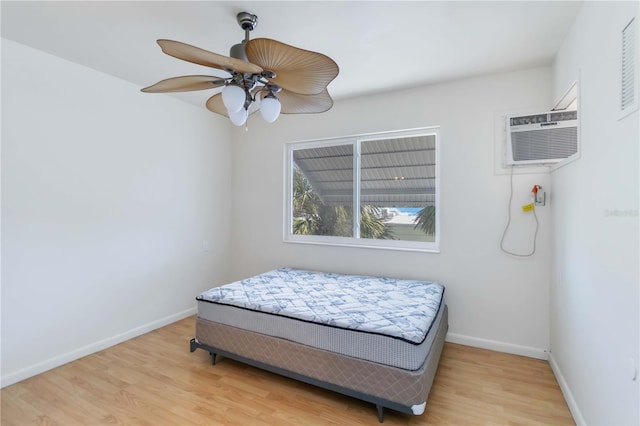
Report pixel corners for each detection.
[222,85,246,113]
[229,108,248,126]
[260,95,281,123]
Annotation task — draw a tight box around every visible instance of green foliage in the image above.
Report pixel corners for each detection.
[360,205,394,239]
[414,206,436,236]
[292,167,393,239]
[292,167,320,234]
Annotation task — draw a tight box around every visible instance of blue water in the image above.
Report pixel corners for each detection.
[395,207,421,215]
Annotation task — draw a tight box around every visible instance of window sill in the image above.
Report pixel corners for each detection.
[283,237,440,253]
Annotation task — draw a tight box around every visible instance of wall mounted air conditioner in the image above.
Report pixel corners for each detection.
[506,110,578,165]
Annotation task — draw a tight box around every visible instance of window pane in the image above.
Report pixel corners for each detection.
[292,145,354,237]
[359,135,436,242]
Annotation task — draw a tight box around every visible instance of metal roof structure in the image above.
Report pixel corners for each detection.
[293,134,436,207]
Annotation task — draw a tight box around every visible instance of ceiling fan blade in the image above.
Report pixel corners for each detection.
[245,38,339,95]
[205,93,229,117]
[156,39,263,75]
[141,75,227,93]
[277,89,334,114]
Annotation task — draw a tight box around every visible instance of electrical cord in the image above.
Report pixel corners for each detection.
[500,166,538,257]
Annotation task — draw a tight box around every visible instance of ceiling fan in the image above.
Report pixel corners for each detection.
[141,12,339,126]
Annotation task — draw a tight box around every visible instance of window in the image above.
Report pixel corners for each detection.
[285,128,439,252]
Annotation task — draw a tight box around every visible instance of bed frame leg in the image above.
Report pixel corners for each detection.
[376,404,384,423]
[210,352,217,365]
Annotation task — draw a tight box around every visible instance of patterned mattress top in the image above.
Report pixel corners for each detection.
[197,268,444,344]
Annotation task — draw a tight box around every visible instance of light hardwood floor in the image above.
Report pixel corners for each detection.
[1,316,574,425]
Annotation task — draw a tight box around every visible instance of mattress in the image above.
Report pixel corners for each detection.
[196,268,445,370]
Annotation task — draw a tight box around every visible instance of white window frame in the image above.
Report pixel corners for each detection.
[283,127,440,253]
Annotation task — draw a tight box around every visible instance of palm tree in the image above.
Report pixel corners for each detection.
[292,167,393,239]
[360,205,394,239]
[292,167,322,234]
[414,206,436,236]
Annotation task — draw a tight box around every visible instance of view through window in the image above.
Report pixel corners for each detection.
[286,128,439,251]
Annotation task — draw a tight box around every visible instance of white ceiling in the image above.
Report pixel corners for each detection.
[1,1,582,109]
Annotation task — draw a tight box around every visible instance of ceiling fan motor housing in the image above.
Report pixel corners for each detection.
[229,42,248,61]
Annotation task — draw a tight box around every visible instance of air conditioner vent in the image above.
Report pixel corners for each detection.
[511,127,577,162]
[622,17,636,111]
[506,110,578,165]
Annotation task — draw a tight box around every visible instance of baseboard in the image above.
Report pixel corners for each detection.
[446,332,548,360]
[548,352,585,426]
[1,307,197,388]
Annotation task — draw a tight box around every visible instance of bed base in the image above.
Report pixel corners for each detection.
[190,337,411,422]
[190,305,448,423]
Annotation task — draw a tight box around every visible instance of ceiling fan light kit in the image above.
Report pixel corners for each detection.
[141,12,339,127]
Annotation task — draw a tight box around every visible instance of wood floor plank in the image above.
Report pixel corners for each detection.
[1,316,574,425]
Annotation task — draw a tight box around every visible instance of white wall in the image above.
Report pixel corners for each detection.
[229,67,555,358]
[1,39,233,386]
[550,2,640,425]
